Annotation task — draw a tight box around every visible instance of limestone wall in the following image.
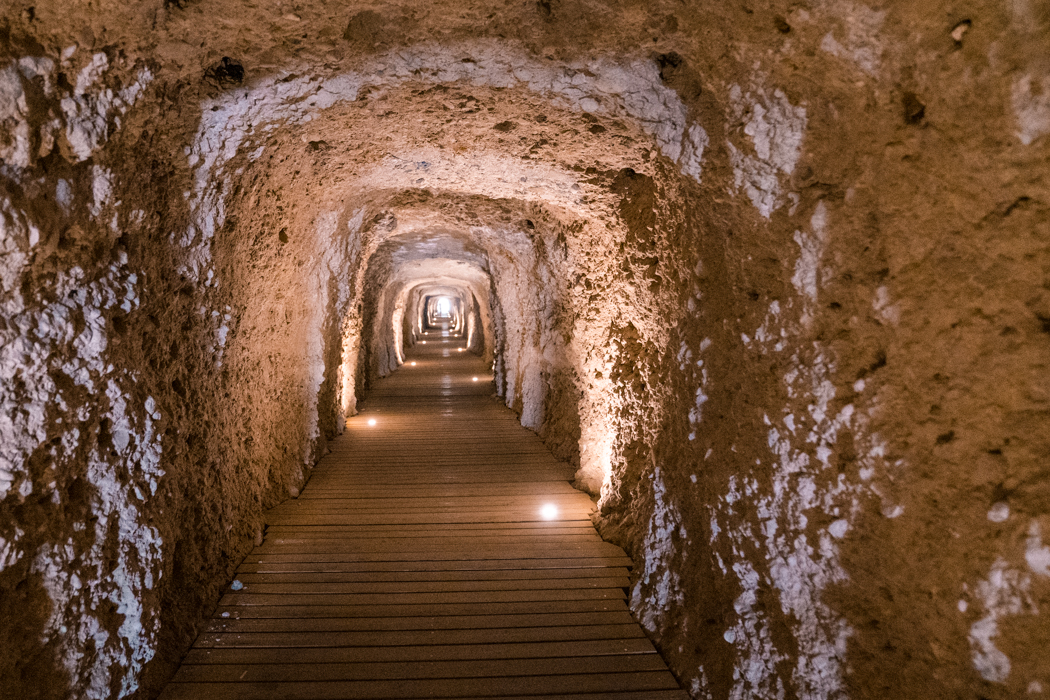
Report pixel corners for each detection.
[0,1,1047,698]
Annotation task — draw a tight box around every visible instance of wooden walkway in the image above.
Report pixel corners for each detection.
[160,329,686,699]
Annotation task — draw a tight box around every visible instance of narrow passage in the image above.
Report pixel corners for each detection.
[160,331,687,699]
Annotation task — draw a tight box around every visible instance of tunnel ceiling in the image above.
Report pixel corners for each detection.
[190,56,697,293]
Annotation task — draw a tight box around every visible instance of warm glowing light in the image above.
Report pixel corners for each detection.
[436,296,452,316]
[472,377,478,382]
[410,361,417,366]
[457,348,464,352]
[367,419,377,426]
[421,341,426,344]
[540,504,558,520]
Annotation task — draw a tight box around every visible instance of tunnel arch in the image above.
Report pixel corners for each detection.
[404,281,486,354]
[3,5,1048,700]
[0,39,711,696]
[0,48,707,690]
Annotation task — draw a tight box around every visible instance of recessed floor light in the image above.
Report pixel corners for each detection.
[367,419,377,426]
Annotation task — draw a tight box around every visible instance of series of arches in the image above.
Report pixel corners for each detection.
[1,2,1047,698]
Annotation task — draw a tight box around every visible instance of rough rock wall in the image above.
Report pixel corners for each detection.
[0,50,350,697]
[594,4,1050,699]
[1,1,1049,699]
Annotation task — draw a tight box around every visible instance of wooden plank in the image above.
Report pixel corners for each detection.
[223,577,630,595]
[235,556,634,573]
[253,537,607,547]
[233,567,630,583]
[173,654,669,682]
[261,512,607,525]
[316,454,570,459]
[251,541,616,555]
[265,524,598,535]
[253,541,608,551]
[182,638,658,665]
[159,672,681,700]
[302,474,578,484]
[296,483,584,497]
[282,495,596,508]
[264,521,597,533]
[303,466,574,476]
[214,599,629,619]
[203,611,636,633]
[262,510,596,520]
[243,552,630,568]
[297,488,587,499]
[262,510,595,522]
[240,549,625,566]
[163,686,689,700]
[217,588,626,607]
[259,526,598,537]
[296,474,579,484]
[244,545,628,561]
[192,624,647,648]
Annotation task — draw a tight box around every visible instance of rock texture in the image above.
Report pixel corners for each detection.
[0,1,1048,698]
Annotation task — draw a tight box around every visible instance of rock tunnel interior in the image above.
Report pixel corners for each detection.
[1,1,1050,699]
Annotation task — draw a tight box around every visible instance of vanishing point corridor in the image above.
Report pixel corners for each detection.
[159,328,687,699]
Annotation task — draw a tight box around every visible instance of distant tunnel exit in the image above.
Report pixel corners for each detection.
[424,294,462,330]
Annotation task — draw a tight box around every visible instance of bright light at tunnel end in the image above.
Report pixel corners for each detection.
[540,504,558,520]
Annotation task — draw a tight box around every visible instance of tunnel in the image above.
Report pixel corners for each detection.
[1,0,1049,698]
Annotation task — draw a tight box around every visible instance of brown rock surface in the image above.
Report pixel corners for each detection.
[0,0,1047,698]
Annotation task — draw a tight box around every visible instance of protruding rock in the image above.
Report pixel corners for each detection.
[343,10,384,46]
